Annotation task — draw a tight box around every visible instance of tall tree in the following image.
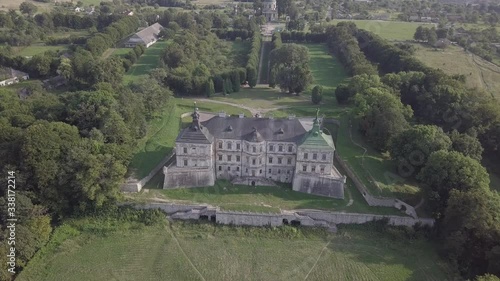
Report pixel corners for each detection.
[354,87,413,151]
[19,2,37,17]
[269,44,313,94]
[417,150,490,217]
[389,125,452,175]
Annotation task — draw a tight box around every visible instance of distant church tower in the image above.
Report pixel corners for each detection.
[262,0,278,22]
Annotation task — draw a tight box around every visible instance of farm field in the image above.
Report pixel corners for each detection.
[17,219,455,281]
[330,20,435,41]
[412,43,500,99]
[123,40,170,83]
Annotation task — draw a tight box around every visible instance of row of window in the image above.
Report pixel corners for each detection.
[182,147,206,154]
[217,166,293,175]
[302,165,326,173]
[217,142,295,153]
[268,156,293,165]
[302,152,328,161]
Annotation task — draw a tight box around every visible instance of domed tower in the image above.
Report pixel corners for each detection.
[262,0,278,22]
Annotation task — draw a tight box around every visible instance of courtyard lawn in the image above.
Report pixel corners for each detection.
[17,219,456,281]
[330,20,435,41]
[123,40,170,83]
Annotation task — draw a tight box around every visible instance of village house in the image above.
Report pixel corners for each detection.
[0,68,29,87]
[125,23,163,48]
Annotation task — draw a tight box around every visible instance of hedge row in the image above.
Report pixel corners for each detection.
[213,29,254,41]
[85,16,140,56]
[245,32,261,88]
[122,44,146,72]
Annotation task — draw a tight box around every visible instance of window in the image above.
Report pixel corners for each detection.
[218,155,222,161]
[259,169,262,174]
[259,158,262,164]
[236,156,240,162]
[313,153,317,160]
[312,166,316,172]
[304,153,308,160]
[218,142,222,149]
[269,157,273,164]
[288,145,293,152]
[252,159,256,165]
[184,159,188,166]
[287,170,290,174]
[278,157,282,164]
[269,169,272,174]
[246,144,249,150]
[246,168,248,173]
[320,166,325,173]
[302,165,307,172]
[278,145,283,152]
[237,143,240,150]
[227,166,231,171]
[237,167,240,171]
[183,147,187,154]
[219,166,222,171]
[287,158,292,165]
[246,156,249,163]
[228,155,232,162]
[252,170,256,176]
[252,146,256,153]
[269,145,274,151]
[322,154,326,161]
[278,169,281,174]
[260,147,262,152]
[227,143,232,149]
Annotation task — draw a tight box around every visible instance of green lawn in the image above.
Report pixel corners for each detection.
[330,20,435,41]
[15,44,69,56]
[17,219,456,281]
[123,40,170,83]
[134,178,405,215]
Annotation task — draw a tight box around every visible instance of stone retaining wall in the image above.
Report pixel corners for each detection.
[131,202,434,227]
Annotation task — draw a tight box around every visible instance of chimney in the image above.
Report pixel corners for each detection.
[288,114,296,120]
[218,111,226,118]
[239,113,244,118]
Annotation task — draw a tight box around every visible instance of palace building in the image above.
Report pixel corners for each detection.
[163,105,346,199]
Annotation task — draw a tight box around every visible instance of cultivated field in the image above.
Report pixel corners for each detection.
[17,220,455,281]
[412,43,500,99]
[330,20,435,41]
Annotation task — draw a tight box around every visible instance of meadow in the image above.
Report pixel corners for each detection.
[330,20,435,41]
[17,218,455,281]
[412,43,500,99]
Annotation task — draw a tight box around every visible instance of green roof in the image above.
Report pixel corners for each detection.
[298,115,335,150]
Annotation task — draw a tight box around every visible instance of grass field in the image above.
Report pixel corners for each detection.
[123,40,170,83]
[412,43,500,99]
[330,20,435,41]
[14,44,69,56]
[18,218,455,281]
